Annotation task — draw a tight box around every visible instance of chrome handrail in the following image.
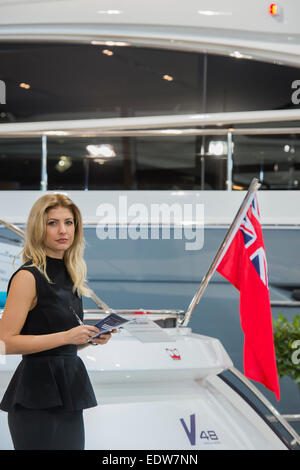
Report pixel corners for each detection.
[0,218,25,238]
[83,309,183,326]
[1,109,300,137]
[267,414,300,423]
[2,127,300,137]
[229,366,300,447]
[83,308,183,316]
[271,300,300,307]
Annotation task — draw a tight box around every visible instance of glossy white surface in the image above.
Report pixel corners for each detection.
[0,328,232,377]
[0,0,296,34]
[0,1,299,66]
[83,377,287,450]
[80,328,233,382]
[0,189,300,226]
[0,329,288,449]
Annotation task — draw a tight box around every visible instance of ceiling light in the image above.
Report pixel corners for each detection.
[208,141,229,156]
[91,40,129,46]
[86,144,116,158]
[197,10,232,16]
[161,129,182,135]
[45,131,69,136]
[94,158,106,165]
[97,9,123,14]
[229,51,252,60]
[163,74,174,81]
[105,41,129,47]
[19,82,30,89]
[55,156,72,173]
[102,49,114,56]
[230,51,243,59]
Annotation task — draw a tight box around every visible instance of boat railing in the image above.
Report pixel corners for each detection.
[82,309,183,326]
[267,414,300,423]
[1,107,300,192]
[227,367,300,448]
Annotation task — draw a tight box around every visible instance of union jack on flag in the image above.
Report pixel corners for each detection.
[239,197,269,288]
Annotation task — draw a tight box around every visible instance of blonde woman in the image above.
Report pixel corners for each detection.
[0,193,113,450]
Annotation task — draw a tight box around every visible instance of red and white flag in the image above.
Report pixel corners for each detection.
[216,195,280,400]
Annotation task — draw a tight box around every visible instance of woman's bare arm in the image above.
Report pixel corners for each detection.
[0,270,99,355]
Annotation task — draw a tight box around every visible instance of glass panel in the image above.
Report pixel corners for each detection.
[0,138,41,190]
[46,135,226,190]
[0,43,205,122]
[136,136,199,190]
[47,138,87,191]
[2,133,300,191]
[232,134,300,190]
[1,42,299,124]
[136,135,227,190]
[47,138,125,190]
[206,55,300,113]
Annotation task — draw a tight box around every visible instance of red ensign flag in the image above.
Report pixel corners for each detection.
[217,195,280,400]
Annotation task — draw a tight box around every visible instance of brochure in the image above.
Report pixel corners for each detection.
[92,312,135,338]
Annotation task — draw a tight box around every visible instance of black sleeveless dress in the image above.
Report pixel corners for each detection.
[0,255,97,412]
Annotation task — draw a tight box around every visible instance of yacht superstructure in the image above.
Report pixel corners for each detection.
[0,0,299,450]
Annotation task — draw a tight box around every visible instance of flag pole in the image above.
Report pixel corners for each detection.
[180,177,261,327]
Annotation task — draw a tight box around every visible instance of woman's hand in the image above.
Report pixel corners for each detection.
[64,325,101,345]
[90,329,117,346]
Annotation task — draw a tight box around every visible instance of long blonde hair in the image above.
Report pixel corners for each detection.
[21,193,92,297]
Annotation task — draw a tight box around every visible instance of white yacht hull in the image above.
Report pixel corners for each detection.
[0,328,288,450]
